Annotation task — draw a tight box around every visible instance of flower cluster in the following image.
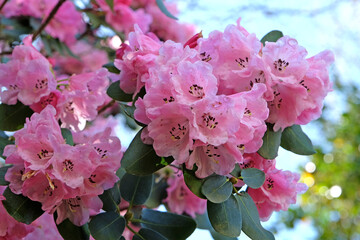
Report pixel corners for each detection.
[0,37,110,131]
[3,106,122,226]
[115,20,333,218]
[2,0,85,44]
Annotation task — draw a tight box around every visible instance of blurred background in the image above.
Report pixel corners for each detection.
[169,0,360,239]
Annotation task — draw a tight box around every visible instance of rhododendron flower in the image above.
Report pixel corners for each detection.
[0,44,56,105]
[164,172,206,217]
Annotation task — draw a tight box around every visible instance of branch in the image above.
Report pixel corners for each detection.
[97,99,116,115]
[0,0,8,12]
[32,0,66,42]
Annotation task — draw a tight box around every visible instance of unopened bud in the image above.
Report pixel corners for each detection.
[184,31,203,49]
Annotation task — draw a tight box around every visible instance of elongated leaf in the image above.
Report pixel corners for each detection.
[241,168,265,189]
[280,124,316,155]
[0,165,11,185]
[144,178,168,208]
[201,175,232,203]
[56,218,90,240]
[183,168,206,199]
[236,193,275,240]
[103,62,120,74]
[107,81,132,102]
[120,173,153,206]
[133,228,167,240]
[155,0,178,20]
[258,125,282,159]
[260,30,283,46]
[2,187,44,224]
[121,129,174,175]
[195,212,237,240]
[0,102,34,131]
[230,164,241,178]
[61,128,74,146]
[89,212,125,240]
[140,209,196,240]
[207,195,242,237]
[211,230,239,240]
[99,182,121,212]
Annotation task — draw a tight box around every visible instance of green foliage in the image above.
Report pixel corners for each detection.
[0,165,11,185]
[207,195,242,237]
[236,193,275,240]
[195,212,237,240]
[120,173,153,206]
[99,182,121,212]
[241,168,265,189]
[201,175,233,203]
[140,209,197,240]
[56,218,90,240]
[133,228,167,240]
[0,132,12,158]
[107,81,133,102]
[258,124,282,159]
[61,128,74,146]
[89,212,125,240]
[105,0,114,11]
[121,129,174,175]
[144,178,168,208]
[2,187,44,224]
[155,0,178,20]
[0,102,34,131]
[103,62,121,74]
[183,168,206,199]
[280,124,316,155]
[260,30,284,45]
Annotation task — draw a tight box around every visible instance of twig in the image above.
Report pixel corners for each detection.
[98,99,116,115]
[32,0,67,42]
[0,0,9,12]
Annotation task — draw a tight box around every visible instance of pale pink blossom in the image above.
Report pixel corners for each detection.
[164,173,206,217]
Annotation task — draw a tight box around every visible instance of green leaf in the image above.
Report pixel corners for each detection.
[2,187,44,224]
[0,165,11,185]
[207,195,242,237]
[116,167,126,180]
[155,0,178,20]
[103,62,120,74]
[258,125,282,159]
[241,168,265,189]
[120,173,153,206]
[0,102,34,131]
[41,36,53,56]
[260,30,284,46]
[201,175,233,203]
[144,178,168,208]
[89,212,125,240]
[105,0,114,11]
[133,228,167,240]
[121,129,174,175]
[210,230,239,240]
[61,128,74,146]
[236,193,275,240]
[0,132,12,158]
[280,124,316,155]
[107,81,132,102]
[140,209,197,240]
[195,212,237,240]
[183,168,206,199]
[230,164,241,178]
[99,182,121,212]
[56,218,90,240]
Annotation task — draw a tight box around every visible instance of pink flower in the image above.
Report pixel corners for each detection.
[54,41,109,75]
[55,195,102,226]
[147,103,194,164]
[0,45,56,105]
[164,172,206,217]
[198,18,264,94]
[24,213,63,240]
[114,25,161,95]
[146,2,196,43]
[246,155,308,221]
[44,1,85,45]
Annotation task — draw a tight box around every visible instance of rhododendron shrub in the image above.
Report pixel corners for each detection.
[0,0,333,239]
